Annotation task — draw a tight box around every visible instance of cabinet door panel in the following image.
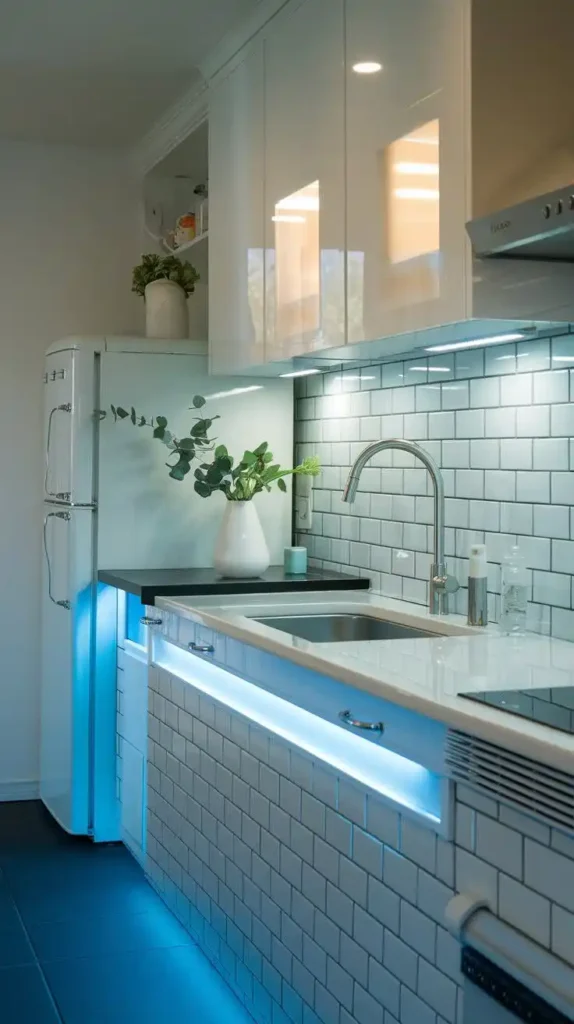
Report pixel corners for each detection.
[264,0,345,361]
[346,0,467,347]
[209,43,265,373]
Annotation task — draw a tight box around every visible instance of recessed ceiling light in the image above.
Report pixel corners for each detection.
[352,61,383,74]
[425,332,528,354]
[279,369,321,378]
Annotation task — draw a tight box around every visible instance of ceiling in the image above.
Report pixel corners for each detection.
[0,0,261,147]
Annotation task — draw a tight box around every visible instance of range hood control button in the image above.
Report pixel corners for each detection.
[556,199,563,214]
[543,204,551,219]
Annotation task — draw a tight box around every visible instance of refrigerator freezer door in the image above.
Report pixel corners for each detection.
[44,348,96,505]
[97,352,294,569]
[40,504,111,836]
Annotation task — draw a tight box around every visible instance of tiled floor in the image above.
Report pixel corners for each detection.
[0,801,252,1023]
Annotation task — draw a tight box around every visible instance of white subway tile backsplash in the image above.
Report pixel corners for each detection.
[533,437,569,470]
[485,343,516,376]
[524,840,574,913]
[485,407,516,438]
[429,411,455,439]
[516,471,550,504]
[500,502,532,535]
[516,405,550,437]
[455,347,484,379]
[296,336,574,635]
[517,535,550,571]
[469,439,500,469]
[382,363,405,389]
[470,376,500,408]
[552,606,574,641]
[552,472,574,505]
[551,402,574,436]
[469,501,500,532]
[484,471,516,502]
[498,875,551,947]
[500,439,532,470]
[441,381,469,411]
[455,470,484,499]
[416,383,442,412]
[455,409,485,438]
[533,505,570,540]
[516,338,550,372]
[532,570,571,607]
[534,370,569,404]
[551,539,574,575]
[501,372,532,406]
[551,906,574,968]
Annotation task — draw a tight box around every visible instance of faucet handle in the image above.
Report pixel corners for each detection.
[432,571,460,595]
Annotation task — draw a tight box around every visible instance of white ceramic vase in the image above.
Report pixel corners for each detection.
[145,279,188,339]
[214,501,270,578]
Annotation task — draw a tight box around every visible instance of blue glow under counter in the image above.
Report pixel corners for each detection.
[153,637,449,829]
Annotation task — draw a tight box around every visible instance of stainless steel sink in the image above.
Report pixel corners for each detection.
[252,613,436,643]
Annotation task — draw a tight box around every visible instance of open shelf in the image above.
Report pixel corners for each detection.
[161,232,208,256]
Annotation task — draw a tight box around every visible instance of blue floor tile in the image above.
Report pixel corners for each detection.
[0,964,61,1023]
[43,944,253,1024]
[0,924,35,968]
[28,907,193,963]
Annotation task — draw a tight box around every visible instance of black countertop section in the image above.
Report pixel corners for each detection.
[98,566,370,605]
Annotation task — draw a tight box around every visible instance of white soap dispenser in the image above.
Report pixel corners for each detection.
[467,543,488,627]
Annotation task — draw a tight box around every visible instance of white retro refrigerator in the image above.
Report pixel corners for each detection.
[41,336,294,840]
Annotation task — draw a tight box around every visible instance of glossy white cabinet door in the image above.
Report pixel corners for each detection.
[264,0,345,362]
[209,42,265,374]
[346,0,468,348]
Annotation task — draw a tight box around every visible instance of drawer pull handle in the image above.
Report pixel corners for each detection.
[140,617,163,626]
[339,710,385,733]
[188,642,215,654]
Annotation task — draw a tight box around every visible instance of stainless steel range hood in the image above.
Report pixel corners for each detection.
[468,186,574,261]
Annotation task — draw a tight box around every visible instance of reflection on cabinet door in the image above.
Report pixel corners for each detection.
[209,41,265,374]
[264,0,345,363]
[346,0,467,348]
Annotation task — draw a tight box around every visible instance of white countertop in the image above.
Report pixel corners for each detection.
[156,590,574,775]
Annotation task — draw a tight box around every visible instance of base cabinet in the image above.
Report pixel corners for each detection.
[118,641,148,864]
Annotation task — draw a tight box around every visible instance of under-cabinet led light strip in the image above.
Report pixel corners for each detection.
[154,638,442,823]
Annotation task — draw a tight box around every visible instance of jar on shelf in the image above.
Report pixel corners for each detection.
[194,183,209,236]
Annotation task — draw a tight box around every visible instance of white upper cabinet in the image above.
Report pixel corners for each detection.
[345,0,467,348]
[209,41,266,374]
[263,0,345,363]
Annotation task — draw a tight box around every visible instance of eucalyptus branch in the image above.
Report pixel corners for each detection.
[109,395,320,495]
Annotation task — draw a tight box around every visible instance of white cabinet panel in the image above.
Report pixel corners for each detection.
[345,0,467,347]
[119,640,148,864]
[209,41,266,374]
[264,0,345,361]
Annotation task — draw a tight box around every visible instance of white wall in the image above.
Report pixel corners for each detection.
[0,139,141,796]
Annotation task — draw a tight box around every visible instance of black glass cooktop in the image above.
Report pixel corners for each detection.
[459,686,574,735]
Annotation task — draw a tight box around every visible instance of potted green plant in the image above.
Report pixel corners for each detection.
[110,395,320,577]
[133,254,200,340]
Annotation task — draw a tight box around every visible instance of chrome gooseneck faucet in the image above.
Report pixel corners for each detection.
[342,438,459,615]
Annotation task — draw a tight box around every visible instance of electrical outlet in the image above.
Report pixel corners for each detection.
[295,477,313,531]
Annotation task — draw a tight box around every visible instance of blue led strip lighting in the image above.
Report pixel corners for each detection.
[154,638,442,824]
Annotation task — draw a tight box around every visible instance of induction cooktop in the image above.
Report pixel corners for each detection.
[458,685,574,735]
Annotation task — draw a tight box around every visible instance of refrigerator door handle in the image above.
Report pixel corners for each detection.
[45,403,72,501]
[43,511,71,610]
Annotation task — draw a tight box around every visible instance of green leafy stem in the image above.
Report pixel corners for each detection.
[109,395,320,498]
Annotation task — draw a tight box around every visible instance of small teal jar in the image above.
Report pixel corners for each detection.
[284,546,308,574]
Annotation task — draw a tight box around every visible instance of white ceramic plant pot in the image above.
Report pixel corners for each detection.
[145,279,188,339]
[214,501,270,578]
